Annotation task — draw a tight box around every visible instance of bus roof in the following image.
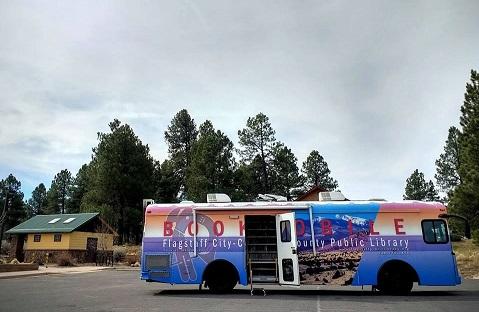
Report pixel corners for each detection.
[145,200,445,215]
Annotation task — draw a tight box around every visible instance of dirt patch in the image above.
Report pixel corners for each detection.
[0,263,39,273]
[453,240,479,279]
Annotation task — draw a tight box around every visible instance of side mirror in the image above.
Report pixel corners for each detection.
[439,213,471,239]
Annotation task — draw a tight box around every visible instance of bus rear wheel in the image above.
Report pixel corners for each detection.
[377,261,416,295]
[203,260,238,294]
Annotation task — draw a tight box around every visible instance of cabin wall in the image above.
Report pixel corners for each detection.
[69,231,114,250]
[25,233,71,250]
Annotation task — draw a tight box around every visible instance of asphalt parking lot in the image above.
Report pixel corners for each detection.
[0,270,478,312]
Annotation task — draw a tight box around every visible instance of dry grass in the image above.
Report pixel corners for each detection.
[125,245,141,256]
[453,240,479,279]
[113,245,141,264]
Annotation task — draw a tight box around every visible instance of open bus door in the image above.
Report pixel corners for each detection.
[276,212,300,286]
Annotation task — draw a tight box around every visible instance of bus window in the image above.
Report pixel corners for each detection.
[422,220,449,244]
[281,220,291,242]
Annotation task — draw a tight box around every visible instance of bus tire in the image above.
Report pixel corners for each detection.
[377,260,417,295]
[203,260,238,294]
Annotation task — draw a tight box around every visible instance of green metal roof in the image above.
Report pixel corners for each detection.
[5,213,99,234]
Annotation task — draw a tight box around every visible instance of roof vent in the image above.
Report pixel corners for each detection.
[143,199,155,209]
[180,200,195,204]
[48,218,61,224]
[256,194,287,202]
[207,193,231,203]
[318,192,346,201]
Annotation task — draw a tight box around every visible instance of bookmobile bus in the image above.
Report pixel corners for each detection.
[141,193,466,295]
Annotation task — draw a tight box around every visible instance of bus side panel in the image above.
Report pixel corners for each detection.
[296,203,381,286]
[141,209,247,285]
[353,202,459,286]
[355,242,458,286]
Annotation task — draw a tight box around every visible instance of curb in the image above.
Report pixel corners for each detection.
[0,271,57,280]
[0,267,139,279]
[103,267,140,271]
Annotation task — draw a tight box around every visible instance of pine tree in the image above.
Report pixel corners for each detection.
[0,174,27,246]
[186,120,236,202]
[270,143,303,200]
[404,169,438,201]
[153,159,181,204]
[232,157,264,201]
[450,70,479,227]
[164,109,198,198]
[46,169,72,214]
[27,183,47,216]
[69,164,89,213]
[238,113,276,193]
[425,180,440,202]
[301,150,338,191]
[435,126,461,201]
[81,119,155,243]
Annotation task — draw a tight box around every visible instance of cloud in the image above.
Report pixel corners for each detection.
[0,0,478,200]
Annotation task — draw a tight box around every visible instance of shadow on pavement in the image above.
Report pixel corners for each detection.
[154,288,478,302]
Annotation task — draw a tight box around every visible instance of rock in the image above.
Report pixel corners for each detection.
[332,270,344,279]
[344,277,353,285]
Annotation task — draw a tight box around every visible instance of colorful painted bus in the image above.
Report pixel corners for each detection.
[141,195,463,295]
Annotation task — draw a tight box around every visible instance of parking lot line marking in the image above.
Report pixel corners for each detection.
[316,286,321,312]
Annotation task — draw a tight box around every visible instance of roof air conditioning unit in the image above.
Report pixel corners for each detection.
[318,192,346,201]
[207,193,232,203]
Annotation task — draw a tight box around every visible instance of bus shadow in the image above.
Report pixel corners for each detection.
[154,288,477,302]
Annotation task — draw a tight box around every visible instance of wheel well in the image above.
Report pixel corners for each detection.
[202,260,239,285]
[378,260,419,284]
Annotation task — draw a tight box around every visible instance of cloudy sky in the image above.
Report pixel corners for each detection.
[1,1,478,201]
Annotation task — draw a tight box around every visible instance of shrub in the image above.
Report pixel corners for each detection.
[56,252,74,266]
[30,252,45,265]
[113,246,126,263]
[472,229,479,246]
[0,240,11,255]
[450,232,463,242]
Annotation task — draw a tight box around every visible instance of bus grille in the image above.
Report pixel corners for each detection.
[150,271,170,278]
[146,255,170,270]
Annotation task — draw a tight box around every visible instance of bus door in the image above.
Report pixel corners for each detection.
[276,212,300,286]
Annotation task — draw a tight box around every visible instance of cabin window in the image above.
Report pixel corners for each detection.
[280,220,292,242]
[421,220,448,244]
[54,234,62,242]
[34,234,41,242]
